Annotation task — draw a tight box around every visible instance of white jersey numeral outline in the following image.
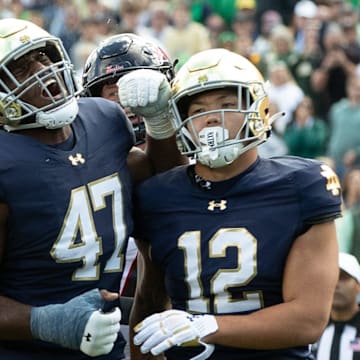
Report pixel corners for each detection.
[179,228,263,313]
[51,173,126,281]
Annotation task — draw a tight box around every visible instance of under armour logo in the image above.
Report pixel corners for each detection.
[320,164,341,196]
[68,153,85,166]
[208,200,227,211]
[84,333,92,342]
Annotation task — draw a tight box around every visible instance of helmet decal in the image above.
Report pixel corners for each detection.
[106,64,126,73]
[19,35,30,43]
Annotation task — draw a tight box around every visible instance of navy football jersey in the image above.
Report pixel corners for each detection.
[134,156,342,359]
[0,97,134,359]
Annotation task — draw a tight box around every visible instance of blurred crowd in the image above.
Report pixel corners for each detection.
[3,0,360,258]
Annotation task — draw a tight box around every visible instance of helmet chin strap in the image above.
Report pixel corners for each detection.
[197,126,243,168]
[199,126,229,162]
[4,98,79,132]
[195,111,287,168]
[37,97,79,129]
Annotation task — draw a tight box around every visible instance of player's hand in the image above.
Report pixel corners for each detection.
[117,68,170,116]
[30,288,121,357]
[117,69,175,139]
[133,309,218,357]
[80,307,121,356]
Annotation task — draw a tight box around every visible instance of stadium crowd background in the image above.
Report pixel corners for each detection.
[3,0,360,262]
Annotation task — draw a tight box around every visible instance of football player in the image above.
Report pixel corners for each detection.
[82,33,175,150]
[130,48,342,359]
[0,18,182,359]
[82,32,175,295]
[82,33,177,359]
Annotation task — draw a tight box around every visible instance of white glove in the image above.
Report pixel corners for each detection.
[80,307,121,357]
[31,289,121,357]
[117,69,175,139]
[133,309,218,359]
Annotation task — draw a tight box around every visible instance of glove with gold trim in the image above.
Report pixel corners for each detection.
[133,309,218,359]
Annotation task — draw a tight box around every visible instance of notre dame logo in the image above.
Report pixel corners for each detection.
[320,164,341,196]
[19,35,30,43]
[68,153,85,166]
[198,74,208,83]
[0,99,22,122]
[208,200,227,211]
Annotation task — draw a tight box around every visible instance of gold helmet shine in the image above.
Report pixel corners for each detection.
[170,48,272,168]
[0,18,82,131]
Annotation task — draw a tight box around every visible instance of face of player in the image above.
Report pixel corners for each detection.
[187,88,246,139]
[100,81,140,126]
[101,82,119,102]
[101,81,146,148]
[332,270,359,311]
[3,49,68,109]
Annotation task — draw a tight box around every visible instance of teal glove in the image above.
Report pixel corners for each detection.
[30,289,121,357]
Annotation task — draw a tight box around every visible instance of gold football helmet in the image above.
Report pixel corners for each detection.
[0,18,82,131]
[170,48,274,168]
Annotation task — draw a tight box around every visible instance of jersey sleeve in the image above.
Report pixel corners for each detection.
[104,98,136,150]
[78,97,135,151]
[296,160,342,224]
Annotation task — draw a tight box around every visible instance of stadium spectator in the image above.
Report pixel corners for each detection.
[70,17,105,76]
[283,96,328,159]
[267,60,304,134]
[162,0,211,69]
[204,12,227,49]
[252,9,283,57]
[137,0,172,48]
[311,22,358,120]
[292,0,318,54]
[327,74,360,179]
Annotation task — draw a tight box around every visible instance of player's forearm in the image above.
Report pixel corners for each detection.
[129,291,169,332]
[129,272,170,359]
[145,135,188,173]
[129,295,168,360]
[205,301,327,349]
[0,295,32,340]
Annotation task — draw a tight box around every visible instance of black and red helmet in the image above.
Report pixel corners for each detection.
[82,33,175,97]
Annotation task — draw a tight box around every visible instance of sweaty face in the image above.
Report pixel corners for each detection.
[2,48,68,109]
